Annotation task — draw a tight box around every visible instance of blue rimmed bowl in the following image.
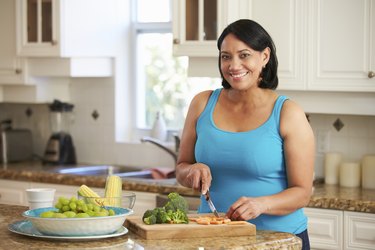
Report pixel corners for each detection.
[23,207,133,236]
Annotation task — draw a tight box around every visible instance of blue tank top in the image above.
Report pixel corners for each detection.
[195,88,307,234]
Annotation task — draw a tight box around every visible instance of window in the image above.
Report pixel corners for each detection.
[133,0,220,131]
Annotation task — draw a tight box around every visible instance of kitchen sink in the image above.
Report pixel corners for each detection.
[55,165,154,179]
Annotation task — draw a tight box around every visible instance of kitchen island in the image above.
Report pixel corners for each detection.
[1,204,302,250]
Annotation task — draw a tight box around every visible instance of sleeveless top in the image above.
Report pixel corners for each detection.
[195,88,307,234]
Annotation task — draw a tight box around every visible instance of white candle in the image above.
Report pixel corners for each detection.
[324,152,342,185]
[362,155,375,189]
[340,162,361,187]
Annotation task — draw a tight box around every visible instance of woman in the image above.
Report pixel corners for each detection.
[176,19,314,249]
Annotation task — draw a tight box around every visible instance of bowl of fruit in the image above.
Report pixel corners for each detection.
[23,196,133,236]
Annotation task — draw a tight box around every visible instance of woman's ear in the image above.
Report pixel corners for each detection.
[262,47,271,67]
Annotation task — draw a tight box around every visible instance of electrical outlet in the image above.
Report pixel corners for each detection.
[317,129,330,153]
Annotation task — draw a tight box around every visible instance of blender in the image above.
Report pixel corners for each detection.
[43,100,77,165]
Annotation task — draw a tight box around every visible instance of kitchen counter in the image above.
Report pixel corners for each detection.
[1,161,375,213]
[1,204,302,250]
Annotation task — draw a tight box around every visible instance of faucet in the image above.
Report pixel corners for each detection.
[140,136,178,163]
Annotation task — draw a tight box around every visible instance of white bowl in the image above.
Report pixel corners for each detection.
[23,207,133,236]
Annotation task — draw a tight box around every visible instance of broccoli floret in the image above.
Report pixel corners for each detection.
[166,209,188,224]
[142,192,189,225]
[153,207,170,224]
[163,192,189,213]
[143,214,157,225]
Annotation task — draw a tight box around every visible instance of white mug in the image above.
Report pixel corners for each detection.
[26,188,56,210]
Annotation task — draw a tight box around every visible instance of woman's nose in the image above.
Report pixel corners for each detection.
[228,58,242,70]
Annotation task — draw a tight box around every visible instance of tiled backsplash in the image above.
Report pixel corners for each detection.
[1,86,374,177]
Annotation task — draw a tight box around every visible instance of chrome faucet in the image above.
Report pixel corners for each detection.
[140,136,179,163]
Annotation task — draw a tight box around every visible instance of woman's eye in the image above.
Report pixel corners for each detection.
[240,53,251,59]
[221,54,230,60]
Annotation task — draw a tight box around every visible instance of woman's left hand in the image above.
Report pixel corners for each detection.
[226,196,269,221]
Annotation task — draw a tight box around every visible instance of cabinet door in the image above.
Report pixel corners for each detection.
[305,207,343,250]
[344,211,375,250]
[0,180,30,206]
[16,0,60,56]
[244,0,307,90]
[309,0,375,91]
[0,0,26,84]
[173,0,227,56]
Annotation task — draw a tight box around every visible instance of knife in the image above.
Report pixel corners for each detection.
[204,190,220,218]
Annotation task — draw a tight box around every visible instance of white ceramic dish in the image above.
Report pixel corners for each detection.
[8,220,128,240]
[22,207,133,236]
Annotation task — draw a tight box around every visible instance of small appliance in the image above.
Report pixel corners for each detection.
[0,120,33,163]
[43,100,76,165]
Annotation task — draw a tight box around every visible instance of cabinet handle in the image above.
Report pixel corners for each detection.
[15,69,22,74]
[173,38,180,44]
[368,71,375,79]
[51,40,58,46]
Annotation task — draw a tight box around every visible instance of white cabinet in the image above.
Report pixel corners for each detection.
[16,0,119,58]
[308,0,375,92]
[344,211,375,250]
[0,180,30,206]
[0,0,27,85]
[305,207,343,250]
[305,208,375,250]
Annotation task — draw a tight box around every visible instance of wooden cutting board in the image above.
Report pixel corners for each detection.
[124,214,256,239]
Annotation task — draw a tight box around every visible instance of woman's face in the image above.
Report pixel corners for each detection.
[220,33,269,91]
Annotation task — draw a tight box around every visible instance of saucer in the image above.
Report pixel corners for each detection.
[8,220,128,240]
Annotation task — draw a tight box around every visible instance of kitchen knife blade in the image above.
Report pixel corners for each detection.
[204,190,220,217]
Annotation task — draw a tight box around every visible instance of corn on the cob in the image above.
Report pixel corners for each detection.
[77,184,107,206]
[104,175,122,207]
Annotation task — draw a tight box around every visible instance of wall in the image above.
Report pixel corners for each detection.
[1,81,375,178]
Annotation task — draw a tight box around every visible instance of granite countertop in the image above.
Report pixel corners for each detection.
[1,204,302,250]
[1,161,375,213]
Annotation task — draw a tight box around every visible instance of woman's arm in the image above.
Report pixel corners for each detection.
[176,90,213,194]
[227,99,315,220]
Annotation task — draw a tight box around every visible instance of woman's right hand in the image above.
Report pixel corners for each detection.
[186,163,212,194]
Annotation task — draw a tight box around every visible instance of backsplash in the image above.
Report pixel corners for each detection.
[1,81,375,177]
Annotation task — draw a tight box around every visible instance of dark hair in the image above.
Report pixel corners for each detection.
[217,19,278,90]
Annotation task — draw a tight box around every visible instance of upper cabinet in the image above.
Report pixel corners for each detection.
[174,0,375,92]
[16,0,119,57]
[308,0,375,92]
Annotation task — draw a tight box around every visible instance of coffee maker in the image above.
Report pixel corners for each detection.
[43,100,76,165]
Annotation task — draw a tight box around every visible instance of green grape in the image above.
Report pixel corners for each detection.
[70,196,77,202]
[93,205,101,212]
[93,211,108,217]
[87,204,94,211]
[69,201,76,210]
[75,213,90,218]
[108,209,115,216]
[62,205,70,212]
[63,211,76,218]
[77,200,84,206]
[58,197,69,206]
[55,202,62,209]
[87,210,95,217]
[40,211,55,218]
[81,204,88,212]
[99,208,109,216]
[53,213,67,218]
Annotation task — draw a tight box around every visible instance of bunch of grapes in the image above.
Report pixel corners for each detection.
[40,196,116,218]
